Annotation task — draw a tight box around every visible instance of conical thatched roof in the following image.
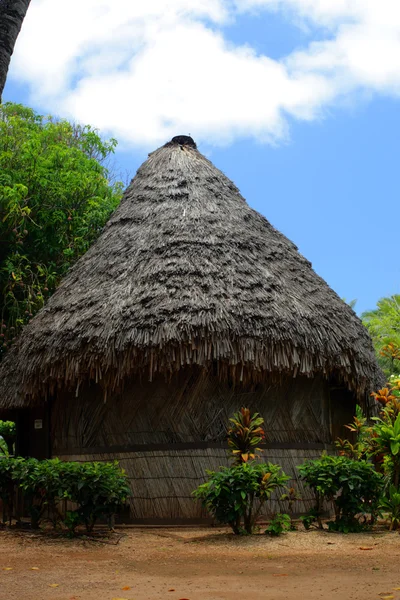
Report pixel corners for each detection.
[0,135,382,408]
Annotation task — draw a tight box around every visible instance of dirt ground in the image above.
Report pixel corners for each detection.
[1,526,400,600]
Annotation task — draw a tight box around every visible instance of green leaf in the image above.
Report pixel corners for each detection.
[391,441,400,455]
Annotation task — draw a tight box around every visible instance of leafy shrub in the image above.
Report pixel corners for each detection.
[334,389,400,531]
[265,513,291,536]
[0,457,130,532]
[380,485,400,531]
[63,461,131,533]
[193,462,289,534]
[0,455,23,523]
[371,408,400,487]
[15,458,66,528]
[0,421,16,456]
[340,384,400,488]
[0,421,16,439]
[300,508,321,530]
[298,455,383,533]
[335,405,371,460]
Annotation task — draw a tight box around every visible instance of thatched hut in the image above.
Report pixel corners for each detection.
[0,135,382,522]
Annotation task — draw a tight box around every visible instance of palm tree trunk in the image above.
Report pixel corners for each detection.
[0,0,31,101]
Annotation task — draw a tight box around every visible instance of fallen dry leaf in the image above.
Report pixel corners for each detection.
[359,547,373,550]
[121,587,131,591]
[30,567,39,571]
[2,567,13,571]
[168,589,176,592]
[48,584,59,588]
[381,596,394,600]
[393,588,400,591]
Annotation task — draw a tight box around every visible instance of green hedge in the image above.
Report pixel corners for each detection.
[298,454,384,532]
[0,457,130,533]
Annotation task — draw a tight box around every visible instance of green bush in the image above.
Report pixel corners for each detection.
[0,420,16,455]
[0,457,130,532]
[63,461,131,533]
[15,458,65,528]
[193,462,289,534]
[265,513,291,536]
[380,485,400,531]
[371,410,400,487]
[298,455,383,533]
[0,421,16,439]
[0,455,22,523]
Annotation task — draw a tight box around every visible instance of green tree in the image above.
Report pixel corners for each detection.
[0,102,122,352]
[362,295,400,377]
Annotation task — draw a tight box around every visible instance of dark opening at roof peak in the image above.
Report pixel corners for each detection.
[165,135,197,149]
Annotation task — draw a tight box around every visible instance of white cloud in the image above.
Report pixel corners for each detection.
[8,0,400,147]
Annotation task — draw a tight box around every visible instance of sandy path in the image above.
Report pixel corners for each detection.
[0,527,399,600]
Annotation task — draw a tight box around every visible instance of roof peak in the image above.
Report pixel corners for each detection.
[164,135,197,149]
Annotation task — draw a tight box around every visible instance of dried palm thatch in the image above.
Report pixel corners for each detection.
[0,135,382,408]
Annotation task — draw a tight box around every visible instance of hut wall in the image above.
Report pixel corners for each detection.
[51,368,355,522]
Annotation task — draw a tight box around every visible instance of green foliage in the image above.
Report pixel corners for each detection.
[336,392,400,531]
[335,405,371,460]
[362,295,400,377]
[193,462,289,534]
[371,410,400,488]
[326,518,366,533]
[0,103,122,349]
[63,510,82,535]
[265,513,291,536]
[373,413,400,458]
[300,508,320,530]
[227,408,265,465]
[62,461,131,533]
[363,383,400,489]
[280,486,301,529]
[0,420,16,456]
[0,438,7,456]
[15,458,65,528]
[0,457,130,532]
[0,421,16,438]
[337,392,400,489]
[0,456,22,523]
[298,455,383,532]
[380,485,400,531]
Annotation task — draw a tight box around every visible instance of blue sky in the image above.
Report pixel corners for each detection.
[3,0,400,315]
